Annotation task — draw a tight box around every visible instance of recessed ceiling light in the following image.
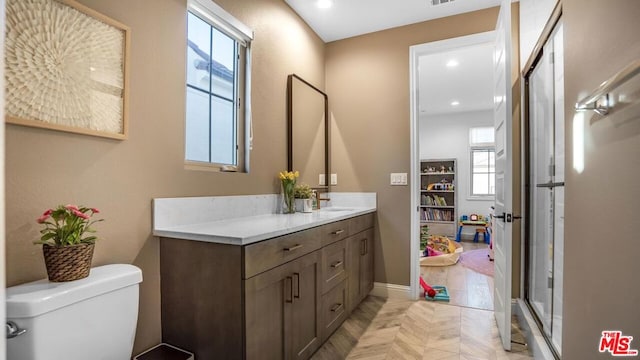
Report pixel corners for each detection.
[451,101,460,106]
[316,0,333,9]
[446,59,459,68]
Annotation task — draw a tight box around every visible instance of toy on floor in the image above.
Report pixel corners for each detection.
[419,276,436,298]
[425,286,450,302]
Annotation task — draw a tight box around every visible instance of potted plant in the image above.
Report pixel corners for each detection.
[35,204,103,282]
[294,183,314,213]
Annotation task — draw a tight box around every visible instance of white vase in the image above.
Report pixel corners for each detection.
[295,198,313,213]
[302,198,313,213]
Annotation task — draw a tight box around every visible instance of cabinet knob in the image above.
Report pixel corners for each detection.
[330,303,343,313]
[331,229,345,235]
[330,260,343,268]
[285,276,293,303]
[293,273,300,299]
[283,244,303,252]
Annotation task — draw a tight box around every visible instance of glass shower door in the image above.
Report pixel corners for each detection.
[526,22,564,356]
[529,39,554,334]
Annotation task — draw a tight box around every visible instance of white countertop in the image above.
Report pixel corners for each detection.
[153,206,376,245]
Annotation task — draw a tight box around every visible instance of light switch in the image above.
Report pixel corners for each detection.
[330,173,338,185]
[390,173,408,186]
[319,174,326,186]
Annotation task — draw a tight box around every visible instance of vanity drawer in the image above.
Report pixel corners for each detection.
[244,227,321,279]
[319,219,350,247]
[321,279,347,342]
[321,239,347,294]
[349,213,374,235]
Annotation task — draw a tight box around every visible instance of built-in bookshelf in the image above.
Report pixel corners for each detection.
[420,159,457,237]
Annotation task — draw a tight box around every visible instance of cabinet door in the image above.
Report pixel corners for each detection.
[347,229,375,311]
[246,251,321,360]
[346,234,361,313]
[359,228,375,303]
[245,261,294,360]
[290,251,322,360]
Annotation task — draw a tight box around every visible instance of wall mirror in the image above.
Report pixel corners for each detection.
[287,74,329,191]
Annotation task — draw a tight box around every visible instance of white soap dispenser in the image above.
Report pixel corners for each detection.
[311,190,318,210]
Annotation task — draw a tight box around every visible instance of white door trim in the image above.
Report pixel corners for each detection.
[409,31,496,301]
[1,0,7,358]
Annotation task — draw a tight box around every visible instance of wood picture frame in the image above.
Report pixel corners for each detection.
[4,0,130,140]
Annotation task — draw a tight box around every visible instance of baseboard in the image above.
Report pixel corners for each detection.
[514,299,557,360]
[369,282,412,300]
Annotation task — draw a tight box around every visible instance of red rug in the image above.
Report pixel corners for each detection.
[459,248,494,277]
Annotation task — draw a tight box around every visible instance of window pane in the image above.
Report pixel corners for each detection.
[211,96,235,165]
[211,28,235,100]
[473,174,489,195]
[187,13,212,91]
[489,174,496,195]
[473,150,490,173]
[186,87,210,162]
[470,127,495,145]
[185,5,247,169]
[489,150,496,173]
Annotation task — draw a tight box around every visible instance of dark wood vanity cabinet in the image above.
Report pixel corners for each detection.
[245,250,321,360]
[160,213,375,360]
[347,228,374,312]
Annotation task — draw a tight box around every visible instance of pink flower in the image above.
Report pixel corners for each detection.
[72,209,90,220]
[36,214,50,224]
[65,204,80,211]
[43,209,53,216]
[90,208,100,214]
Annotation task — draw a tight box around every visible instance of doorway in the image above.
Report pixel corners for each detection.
[409,31,497,309]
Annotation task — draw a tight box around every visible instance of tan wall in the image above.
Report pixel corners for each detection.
[326,8,500,285]
[4,0,324,354]
[562,1,640,358]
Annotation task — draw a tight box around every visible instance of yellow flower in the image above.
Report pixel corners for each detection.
[277,170,300,182]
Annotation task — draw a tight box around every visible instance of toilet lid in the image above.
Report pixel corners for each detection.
[7,264,142,318]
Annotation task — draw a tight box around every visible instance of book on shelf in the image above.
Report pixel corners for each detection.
[420,195,448,207]
[420,208,454,222]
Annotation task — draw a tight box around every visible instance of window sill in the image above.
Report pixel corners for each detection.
[467,196,495,201]
[184,161,244,173]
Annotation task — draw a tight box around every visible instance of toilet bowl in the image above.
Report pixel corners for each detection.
[6,264,143,360]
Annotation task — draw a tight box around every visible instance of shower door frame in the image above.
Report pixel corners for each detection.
[522,2,563,359]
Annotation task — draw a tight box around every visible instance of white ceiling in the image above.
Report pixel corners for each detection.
[284,0,497,116]
[284,0,502,43]
[419,42,494,115]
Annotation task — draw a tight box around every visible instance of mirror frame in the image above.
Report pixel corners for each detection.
[287,74,329,192]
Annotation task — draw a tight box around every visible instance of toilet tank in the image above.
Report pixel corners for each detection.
[6,264,143,360]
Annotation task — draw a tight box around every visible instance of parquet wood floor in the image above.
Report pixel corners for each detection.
[313,241,532,359]
[314,291,531,359]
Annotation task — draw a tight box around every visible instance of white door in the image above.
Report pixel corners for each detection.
[493,0,513,351]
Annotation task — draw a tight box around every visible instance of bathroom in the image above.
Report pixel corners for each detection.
[3,0,640,359]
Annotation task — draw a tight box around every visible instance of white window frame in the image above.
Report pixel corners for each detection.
[469,127,495,200]
[185,0,253,172]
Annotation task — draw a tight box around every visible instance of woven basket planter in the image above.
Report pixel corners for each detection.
[42,243,95,282]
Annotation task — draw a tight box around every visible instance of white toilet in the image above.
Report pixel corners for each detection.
[6,264,143,360]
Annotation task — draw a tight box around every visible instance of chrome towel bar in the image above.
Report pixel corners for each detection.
[575,59,640,116]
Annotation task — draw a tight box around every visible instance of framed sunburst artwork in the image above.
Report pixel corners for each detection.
[4,0,130,140]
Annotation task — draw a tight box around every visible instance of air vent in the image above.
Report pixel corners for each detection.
[431,0,455,5]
